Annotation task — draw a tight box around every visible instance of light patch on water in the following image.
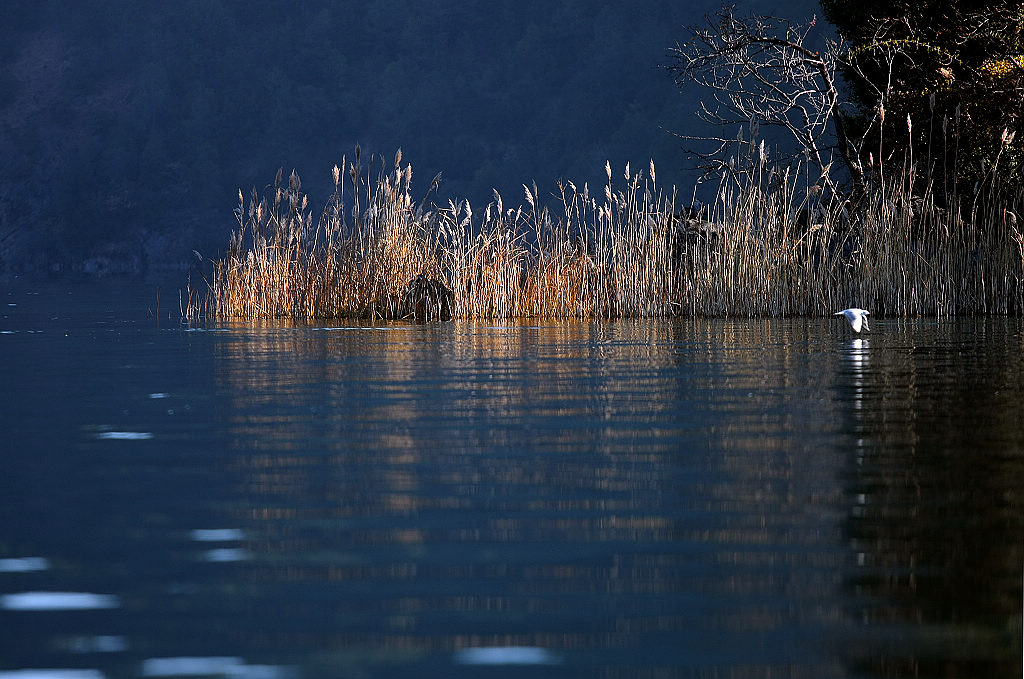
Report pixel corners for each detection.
[140,657,296,678]
[148,393,170,399]
[0,557,50,573]
[190,528,246,542]
[201,548,250,562]
[453,646,562,665]
[315,326,411,331]
[141,658,241,677]
[57,636,129,653]
[0,671,106,679]
[95,431,153,440]
[1,592,120,611]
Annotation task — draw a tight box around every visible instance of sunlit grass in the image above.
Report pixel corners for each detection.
[186,147,1023,321]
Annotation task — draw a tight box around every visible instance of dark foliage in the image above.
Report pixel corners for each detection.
[821,0,1023,197]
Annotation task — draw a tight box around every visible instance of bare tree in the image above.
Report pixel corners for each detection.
[667,6,866,199]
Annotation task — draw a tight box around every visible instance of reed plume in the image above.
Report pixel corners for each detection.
[188,144,1023,322]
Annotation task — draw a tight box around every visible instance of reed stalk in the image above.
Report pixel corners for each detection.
[188,146,1023,322]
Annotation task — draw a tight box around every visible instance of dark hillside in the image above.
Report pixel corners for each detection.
[0,1,820,276]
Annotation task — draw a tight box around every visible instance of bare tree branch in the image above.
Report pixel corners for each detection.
[667,5,866,198]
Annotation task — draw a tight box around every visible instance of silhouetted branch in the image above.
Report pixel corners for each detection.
[667,5,866,198]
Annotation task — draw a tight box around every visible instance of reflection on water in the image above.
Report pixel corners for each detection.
[139,657,295,678]
[453,646,563,665]
[1,592,120,611]
[837,321,1024,678]
[0,671,108,679]
[0,283,1021,678]
[0,558,51,573]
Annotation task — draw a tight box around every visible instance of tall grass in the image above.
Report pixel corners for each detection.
[186,144,1023,321]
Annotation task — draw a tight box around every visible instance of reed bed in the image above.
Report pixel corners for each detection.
[187,147,1023,321]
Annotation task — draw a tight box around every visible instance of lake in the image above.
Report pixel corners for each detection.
[1,280,1021,678]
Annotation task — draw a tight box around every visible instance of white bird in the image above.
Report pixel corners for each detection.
[834,308,870,332]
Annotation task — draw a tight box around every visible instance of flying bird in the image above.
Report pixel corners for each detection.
[834,308,870,332]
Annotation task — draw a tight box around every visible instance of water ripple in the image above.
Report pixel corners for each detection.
[1,592,120,611]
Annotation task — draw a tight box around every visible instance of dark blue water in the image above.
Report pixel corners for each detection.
[1,281,1021,678]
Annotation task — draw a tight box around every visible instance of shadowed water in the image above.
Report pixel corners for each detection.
[1,281,1021,678]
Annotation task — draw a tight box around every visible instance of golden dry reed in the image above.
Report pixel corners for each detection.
[187,145,1023,321]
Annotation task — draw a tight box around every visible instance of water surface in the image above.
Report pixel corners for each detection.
[1,281,1021,678]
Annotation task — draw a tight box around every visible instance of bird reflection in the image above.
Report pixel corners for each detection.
[845,338,869,410]
[846,338,868,366]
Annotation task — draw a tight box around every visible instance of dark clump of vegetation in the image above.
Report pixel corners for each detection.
[821,0,1023,194]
